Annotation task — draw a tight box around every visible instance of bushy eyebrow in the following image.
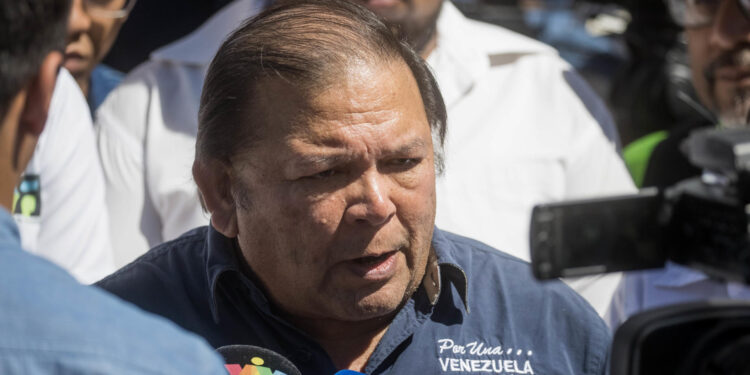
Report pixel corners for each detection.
[292,138,429,169]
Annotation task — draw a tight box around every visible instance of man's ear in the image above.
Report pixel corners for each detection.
[19,51,63,136]
[193,159,239,238]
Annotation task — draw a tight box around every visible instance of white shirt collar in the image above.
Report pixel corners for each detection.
[150,0,267,66]
[428,1,556,108]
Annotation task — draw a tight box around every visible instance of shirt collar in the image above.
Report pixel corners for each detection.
[428,1,488,109]
[205,223,245,323]
[150,0,267,66]
[429,1,556,108]
[204,225,470,321]
[430,228,470,313]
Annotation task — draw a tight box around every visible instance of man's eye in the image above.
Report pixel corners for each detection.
[390,158,421,168]
[309,169,337,179]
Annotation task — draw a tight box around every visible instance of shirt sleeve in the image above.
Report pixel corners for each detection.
[95,69,160,268]
[560,67,636,198]
[20,69,116,284]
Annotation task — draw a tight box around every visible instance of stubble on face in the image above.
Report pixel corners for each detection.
[704,45,750,126]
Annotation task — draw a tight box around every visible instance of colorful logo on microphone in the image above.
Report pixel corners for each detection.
[225,356,289,375]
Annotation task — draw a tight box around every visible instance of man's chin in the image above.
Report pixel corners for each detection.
[334,283,412,321]
[712,82,750,127]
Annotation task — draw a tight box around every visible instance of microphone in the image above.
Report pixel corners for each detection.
[217,345,301,375]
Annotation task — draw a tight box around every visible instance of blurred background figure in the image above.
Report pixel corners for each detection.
[608,0,750,328]
[12,0,144,283]
[64,0,135,112]
[520,0,628,97]
[103,0,232,73]
[14,69,115,284]
[96,0,267,267]
[610,0,710,156]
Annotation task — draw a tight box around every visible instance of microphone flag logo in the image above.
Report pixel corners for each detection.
[225,356,289,375]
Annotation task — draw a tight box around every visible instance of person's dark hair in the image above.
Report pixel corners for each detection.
[0,0,71,119]
[196,0,447,172]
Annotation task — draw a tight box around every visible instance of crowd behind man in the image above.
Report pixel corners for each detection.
[96,0,633,315]
[608,0,750,327]
[97,2,610,373]
[3,0,750,373]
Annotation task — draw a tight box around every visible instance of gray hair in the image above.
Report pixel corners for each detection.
[195,0,446,172]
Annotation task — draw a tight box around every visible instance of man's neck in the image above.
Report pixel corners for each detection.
[287,314,395,371]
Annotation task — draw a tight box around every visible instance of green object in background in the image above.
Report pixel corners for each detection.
[13,174,41,217]
[19,195,37,217]
[623,131,669,188]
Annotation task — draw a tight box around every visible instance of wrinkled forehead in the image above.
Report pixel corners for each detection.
[245,57,429,144]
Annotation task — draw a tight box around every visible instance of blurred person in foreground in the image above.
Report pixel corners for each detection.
[97,1,611,373]
[12,0,137,283]
[608,0,750,328]
[65,0,134,112]
[97,0,633,315]
[0,1,235,373]
[13,67,115,284]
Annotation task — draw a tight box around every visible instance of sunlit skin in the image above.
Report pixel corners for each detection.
[223,60,436,370]
[354,0,442,57]
[64,0,128,97]
[685,0,750,125]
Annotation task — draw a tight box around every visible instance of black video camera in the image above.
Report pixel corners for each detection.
[529,127,750,375]
[530,127,750,283]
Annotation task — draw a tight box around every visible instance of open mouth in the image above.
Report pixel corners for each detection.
[353,252,393,266]
[346,250,399,280]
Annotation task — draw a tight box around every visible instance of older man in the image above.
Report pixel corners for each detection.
[98,0,630,318]
[98,1,610,373]
[609,0,750,328]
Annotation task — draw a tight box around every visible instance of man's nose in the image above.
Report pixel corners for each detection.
[68,0,92,36]
[710,0,750,49]
[344,171,396,226]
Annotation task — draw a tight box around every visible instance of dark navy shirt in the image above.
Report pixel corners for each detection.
[98,226,610,374]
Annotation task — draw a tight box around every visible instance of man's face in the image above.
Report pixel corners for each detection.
[354,0,443,53]
[64,0,128,83]
[686,0,750,126]
[230,59,436,323]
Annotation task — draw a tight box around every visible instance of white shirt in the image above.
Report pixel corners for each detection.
[16,69,115,284]
[97,0,634,314]
[96,0,265,267]
[429,3,636,315]
[607,262,750,329]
